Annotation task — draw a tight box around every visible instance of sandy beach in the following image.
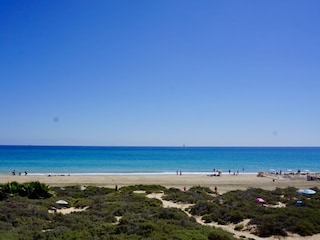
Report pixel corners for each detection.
[1,173,318,193]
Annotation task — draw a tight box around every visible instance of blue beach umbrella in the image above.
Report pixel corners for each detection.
[297,189,316,195]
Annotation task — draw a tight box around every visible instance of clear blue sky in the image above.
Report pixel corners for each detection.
[1,0,320,146]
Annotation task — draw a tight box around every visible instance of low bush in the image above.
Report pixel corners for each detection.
[163,186,214,204]
[208,230,235,240]
[294,219,316,236]
[234,223,244,231]
[0,181,52,199]
[1,183,320,239]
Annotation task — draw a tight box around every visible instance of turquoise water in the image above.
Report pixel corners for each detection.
[0,146,319,175]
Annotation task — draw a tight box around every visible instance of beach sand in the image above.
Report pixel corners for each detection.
[0,173,318,193]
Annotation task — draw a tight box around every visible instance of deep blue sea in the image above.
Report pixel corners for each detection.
[0,146,319,175]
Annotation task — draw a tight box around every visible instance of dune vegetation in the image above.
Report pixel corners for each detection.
[0,181,319,239]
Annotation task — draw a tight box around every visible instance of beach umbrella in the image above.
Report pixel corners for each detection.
[56,200,68,205]
[297,189,316,195]
[296,189,304,194]
[303,189,316,195]
[256,197,265,203]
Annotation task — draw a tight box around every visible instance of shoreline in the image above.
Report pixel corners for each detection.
[0,173,318,193]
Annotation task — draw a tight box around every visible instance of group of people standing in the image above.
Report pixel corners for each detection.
[12,170,28,176]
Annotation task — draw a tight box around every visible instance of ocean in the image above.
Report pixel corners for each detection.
[0,146,319,175]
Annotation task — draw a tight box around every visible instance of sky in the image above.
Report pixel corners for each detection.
[1,0,320,146]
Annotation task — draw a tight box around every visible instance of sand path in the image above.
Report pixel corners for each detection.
[146,191,320,240]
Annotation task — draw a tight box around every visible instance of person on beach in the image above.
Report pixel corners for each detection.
[214,186,218,194]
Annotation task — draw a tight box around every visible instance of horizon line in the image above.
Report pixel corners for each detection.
[1,144,320,148]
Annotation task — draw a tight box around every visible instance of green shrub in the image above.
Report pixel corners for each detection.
[234,223,244,231]
[0,190,7,201]
[294,219,316,236]
[83,185,114,196]
[1,183,320,239]
[190,200,219,216]
[208,230,235,240]
[226,210,244,224]
[257,216,287,237]
[163,186,214,204]
[0,182,52,199]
